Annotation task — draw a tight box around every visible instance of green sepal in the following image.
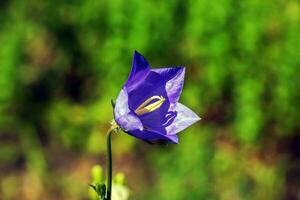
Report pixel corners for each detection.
[111,99,116,108]
[89,183,106,199]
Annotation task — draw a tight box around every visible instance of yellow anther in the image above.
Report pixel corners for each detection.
[135,96,165,116]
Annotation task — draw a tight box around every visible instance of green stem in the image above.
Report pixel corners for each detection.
[106,124,118,200]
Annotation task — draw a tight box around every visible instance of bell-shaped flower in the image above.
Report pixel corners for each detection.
[114,51,200,143]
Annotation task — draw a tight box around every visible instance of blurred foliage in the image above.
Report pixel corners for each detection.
[89,165,130,200]
[0,0,299,200]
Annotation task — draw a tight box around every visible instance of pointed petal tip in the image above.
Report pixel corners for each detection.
[179,66,186,77]
[192,114,201,125]
[125,50,151,91]
[168,135,179,144]
[133,50,143,58]
[172,139,179,144]
[175,66,186,76]
[132,50,149,66]
[172,66,185,73]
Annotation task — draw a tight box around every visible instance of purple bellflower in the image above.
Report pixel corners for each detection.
[113,51,200,144]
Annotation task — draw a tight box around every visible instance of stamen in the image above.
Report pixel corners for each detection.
[135,96,165,116]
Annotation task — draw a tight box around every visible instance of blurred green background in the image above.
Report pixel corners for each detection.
[0,0,300,199]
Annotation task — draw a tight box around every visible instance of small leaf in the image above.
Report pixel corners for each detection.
[97,183,106,199]
[89,183,106,199]
[89,183,97,192]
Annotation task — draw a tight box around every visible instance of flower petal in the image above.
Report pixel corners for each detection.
[125,51,150,92]
[128,129,179,144]
[152,67,185,106]
[128,67,185,133]
[114,88,143,131]
[128,67,184,111]
[165,103,200,135]
[127,70,169,111]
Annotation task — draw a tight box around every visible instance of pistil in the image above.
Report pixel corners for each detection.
[135,96,165,115]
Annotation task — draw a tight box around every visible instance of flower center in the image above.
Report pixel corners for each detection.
[135,96,165,116]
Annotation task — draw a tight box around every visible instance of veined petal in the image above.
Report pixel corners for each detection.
[114,88,143,131]
[128,70,169,111]
[128,67,184,111]
[165,103,200,135]
[129,129,179,144]
[125,51,150,92]
[152,67,185,107]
